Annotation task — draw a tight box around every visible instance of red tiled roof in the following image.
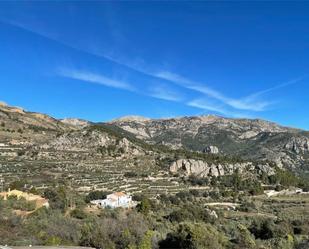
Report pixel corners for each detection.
[113,192,126,197]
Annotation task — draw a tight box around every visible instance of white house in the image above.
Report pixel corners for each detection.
[91,192,135,208]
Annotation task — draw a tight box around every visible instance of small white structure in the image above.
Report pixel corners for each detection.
[91,192,135,208]
[265,188,303,197]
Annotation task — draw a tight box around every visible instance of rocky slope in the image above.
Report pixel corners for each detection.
[40,127,144,156]
[2,101,308,173]
[60,118,90,128]
[169,159,275,178]
[0,102,76,145]
[0,103,144,159]
[0,102,293,195]
[111,115,309,172]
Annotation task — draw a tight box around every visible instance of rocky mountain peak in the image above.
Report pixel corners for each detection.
[60,118,90,128]
[111,114,309,171]
[112,115,151,123]
[0,101,8,107]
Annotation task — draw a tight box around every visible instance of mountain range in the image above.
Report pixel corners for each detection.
[1,101,308,175]
[111,115,309,173]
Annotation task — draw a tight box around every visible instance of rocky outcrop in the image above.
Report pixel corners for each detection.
[41,130,111,151]
[118,137,141,155]
[170,159,275,178]
[112,115,151,123]
[40,130,143,156]
[60,118,90,128]
[285,137,309,154]
[203,145,219,154]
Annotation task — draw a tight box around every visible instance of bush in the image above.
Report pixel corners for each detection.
[233,224,256,249]
[187,175,209,186]
[85,191,110,203]
[238,201,257,212]
[189,189,200,197]
[159,223,229,249]
[132,193,146,202]
[8,180,27,190]
[249,218,275,240]
[11,198,36,211]
[137,198,151,215]
[124,172,138,178]
[70,208,87,219]
[43,188,66,210]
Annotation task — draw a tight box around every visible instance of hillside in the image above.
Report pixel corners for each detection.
[0,102,77,145]
[0,103,283,196]
[111,115,309,172]
[1,103,309,249]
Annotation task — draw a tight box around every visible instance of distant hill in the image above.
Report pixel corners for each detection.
[0,101,308,196]
[111,115,309,172]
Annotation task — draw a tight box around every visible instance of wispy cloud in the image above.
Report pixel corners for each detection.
[58,68,134,91]
[149,85,183,102]
[58,68,185,103]
[154,71,274,112]
[187,99,253,118]
[5,19,305,117]
[244,77,305,100]
[187,99,229,115]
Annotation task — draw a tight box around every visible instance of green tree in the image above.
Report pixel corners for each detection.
[85,190,110,203]
[234,224,256,249]
[137,198,151,215]
[138,230,153,249]
[159,223,229,249]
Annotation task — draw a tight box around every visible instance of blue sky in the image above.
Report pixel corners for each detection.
[0,2,308,129]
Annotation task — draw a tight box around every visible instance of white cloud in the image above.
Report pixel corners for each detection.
[58,68,185,103]
[187,99,229,115]
[7,20,304,115]
[149,86,183,102]
[58,68,134,91]
[187,99,252,118]
[244,77,304,100]
[155,71,273,112]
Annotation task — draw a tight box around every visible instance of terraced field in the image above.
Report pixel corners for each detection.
[0,145,190,197]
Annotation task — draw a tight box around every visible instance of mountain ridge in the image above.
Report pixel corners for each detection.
[1,101,308,173]
[111,114,309,172]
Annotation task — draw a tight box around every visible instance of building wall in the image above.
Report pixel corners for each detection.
[91,194,133,208]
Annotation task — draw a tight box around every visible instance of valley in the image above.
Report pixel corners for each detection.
[0,103,309,249]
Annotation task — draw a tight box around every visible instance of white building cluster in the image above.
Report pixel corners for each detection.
[91,192,136,209]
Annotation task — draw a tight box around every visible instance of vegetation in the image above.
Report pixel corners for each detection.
[85,190,111,203]
[1,104,309,248]
[0,182,308,249]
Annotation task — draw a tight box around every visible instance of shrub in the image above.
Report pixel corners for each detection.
[233,224,256,249]
[137,198,151,215]
[70,208,87,219]
[249,218,275,240]
[189,189,200,197]
[85,190,110,203]
[159,223,229,249]
[124,172,138,178]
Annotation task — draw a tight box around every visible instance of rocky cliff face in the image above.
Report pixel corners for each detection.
[40,128,144,156]
[284,136,309,154]
[169,159,275,178]
[112,115,309,172]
